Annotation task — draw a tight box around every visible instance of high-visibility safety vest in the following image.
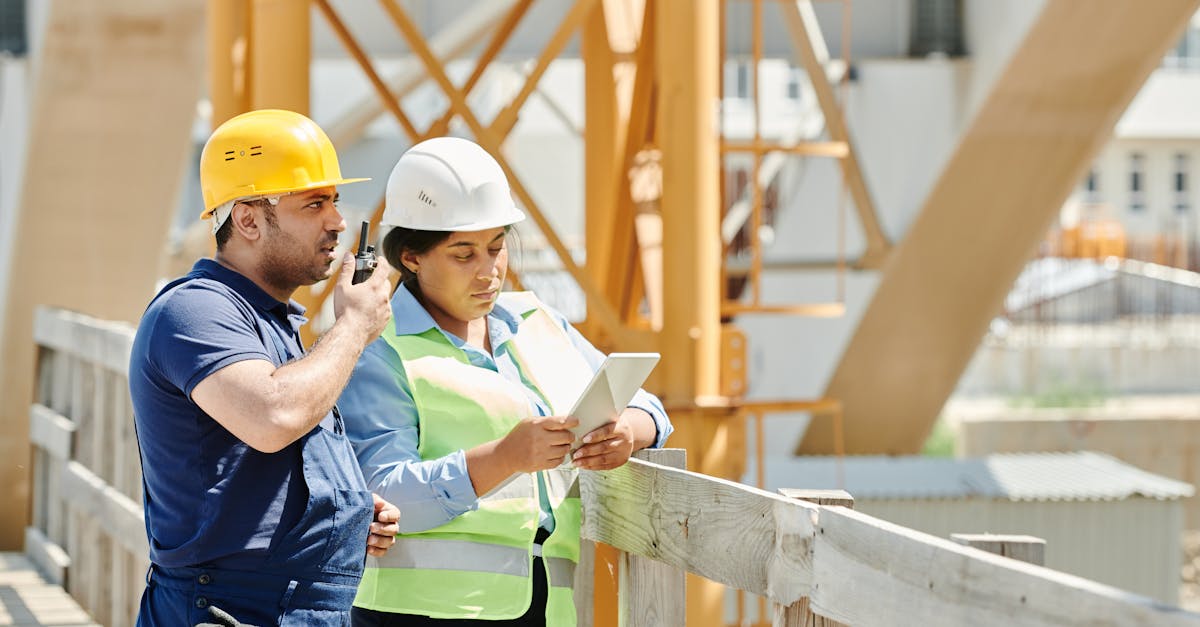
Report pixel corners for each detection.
[354,292,595,624]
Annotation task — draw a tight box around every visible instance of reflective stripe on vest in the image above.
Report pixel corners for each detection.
[354,292,586,625]
[372,537,576,587]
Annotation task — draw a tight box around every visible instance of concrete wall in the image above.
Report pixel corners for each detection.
[957,325,1200,396]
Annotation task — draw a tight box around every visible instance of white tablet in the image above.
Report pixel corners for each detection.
[567,352,660,449]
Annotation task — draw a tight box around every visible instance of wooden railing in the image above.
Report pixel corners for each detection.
[24,306,1200,626]
[26,307,146,627]
[584,450,1200,626]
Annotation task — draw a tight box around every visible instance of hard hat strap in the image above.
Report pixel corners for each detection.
[210,194,283,235]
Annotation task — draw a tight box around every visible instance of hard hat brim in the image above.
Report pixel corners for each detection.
[201,176,371,218]
[390,207,527,232]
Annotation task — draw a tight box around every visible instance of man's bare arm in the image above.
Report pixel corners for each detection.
[192,255,394,453]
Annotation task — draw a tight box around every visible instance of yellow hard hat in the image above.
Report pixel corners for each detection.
[198,109,369,218]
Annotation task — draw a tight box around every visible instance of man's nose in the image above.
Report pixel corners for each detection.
[327,206,347,232]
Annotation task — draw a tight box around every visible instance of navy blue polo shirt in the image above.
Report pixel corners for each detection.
[129,258,330,569]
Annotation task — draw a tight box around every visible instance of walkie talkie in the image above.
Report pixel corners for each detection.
[352,221,377,284]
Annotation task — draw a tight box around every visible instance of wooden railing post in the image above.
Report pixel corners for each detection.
[617,448,687,626]
[776,489,854,627]
[951,533,1046,566]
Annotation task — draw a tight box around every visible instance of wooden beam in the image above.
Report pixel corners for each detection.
[29,404,75,462]
[801,0,1200,455]
[247,0,308,113]
[811,507,1193,626]
[490,0,599,138]
[33,307,134,376]
[206,0,248,127]
[423,0,535,138]
[324,0,521,146]
[580,455,1200,626]
[781,1,889,267]
[654,0,727,621]
[777,489,853,627]
[618,449,687,627]
[376,0,635,345]
[951,534,1046,567]
[60,461,148,557]
[0,0,204,549]
[583,1,620,346]
[580,457,817,606]
[313,0,420,141]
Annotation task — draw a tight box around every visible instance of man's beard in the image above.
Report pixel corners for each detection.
[258,223,337,296]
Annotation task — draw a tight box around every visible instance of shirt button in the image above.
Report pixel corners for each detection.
[197,574,211,585]
[195,597,209,609]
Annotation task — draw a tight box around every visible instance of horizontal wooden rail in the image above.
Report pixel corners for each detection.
[581,457,1200,626]
[581,456,816,606]
[33,306,134,376]
[61,461,148,557]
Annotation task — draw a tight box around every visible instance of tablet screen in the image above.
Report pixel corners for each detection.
[567,352,660,447]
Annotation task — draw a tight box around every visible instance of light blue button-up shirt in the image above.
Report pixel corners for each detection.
[338,283,673,534]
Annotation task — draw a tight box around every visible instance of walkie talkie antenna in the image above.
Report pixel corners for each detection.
[356,221,370,256]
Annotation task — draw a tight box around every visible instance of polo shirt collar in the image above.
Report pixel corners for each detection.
[190,258,306,320]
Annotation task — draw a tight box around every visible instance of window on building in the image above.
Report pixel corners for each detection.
[735,60,750,100]
[786,67,801,101]
[1165,23,1200,69]
[1130,152,1145,212]
[1176,153,1190,211]
[1084,168,1100,203]
[910,0,966,58]
[0,0,26,56]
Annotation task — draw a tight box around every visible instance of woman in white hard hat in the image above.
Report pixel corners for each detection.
[338,137,673,626]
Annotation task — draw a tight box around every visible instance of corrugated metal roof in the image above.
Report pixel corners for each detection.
[762,451,1194,501]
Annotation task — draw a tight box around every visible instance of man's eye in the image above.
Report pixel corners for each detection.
[488,248,503,255]
[456,254,473,261]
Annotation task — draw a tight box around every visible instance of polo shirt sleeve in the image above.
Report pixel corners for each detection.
[146,281,274,397]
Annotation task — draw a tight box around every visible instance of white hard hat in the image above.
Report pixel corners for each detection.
[382,137,526,231]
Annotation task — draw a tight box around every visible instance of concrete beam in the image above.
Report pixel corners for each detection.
[801,0,1200,454]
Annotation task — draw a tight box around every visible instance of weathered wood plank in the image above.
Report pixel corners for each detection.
[580,457,817,605]
[951,533,1046,567]
[778,489,853,508]
[60,461,149,557]
[32,306,135,377]
[23,526,70,586]
[29,403,75,461]
[620,449,686,627]
[777,489,852,627]
[810,507,1200,626]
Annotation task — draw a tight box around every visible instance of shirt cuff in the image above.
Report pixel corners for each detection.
[432,450,481,517]
[627,400,673,449]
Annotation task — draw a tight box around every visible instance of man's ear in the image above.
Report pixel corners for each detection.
[229,202,262,242]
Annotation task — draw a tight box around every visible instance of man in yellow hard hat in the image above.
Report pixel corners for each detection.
[129,109,400,626]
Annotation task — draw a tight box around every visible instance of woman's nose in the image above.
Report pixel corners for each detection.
[477,262,499,280]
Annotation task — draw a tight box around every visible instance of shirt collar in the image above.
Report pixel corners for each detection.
[391,282,523,338]
[190,258,305,320]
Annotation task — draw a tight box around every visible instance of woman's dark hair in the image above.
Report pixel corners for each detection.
[381,227,453,283]
[381,224,520,285]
